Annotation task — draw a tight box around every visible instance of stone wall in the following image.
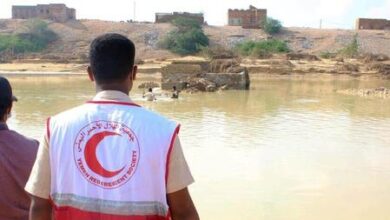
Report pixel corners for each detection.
[161,59,250,92]
[356,18,390,30]
[12,6,37,19]
[12,4,76,22]
[161,63,204,90]
[155,12,204,24]
[203,71,250,90]
[228,5,267,29]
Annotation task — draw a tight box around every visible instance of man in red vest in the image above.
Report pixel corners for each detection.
[26,34,199,220]
[0,76,38,220]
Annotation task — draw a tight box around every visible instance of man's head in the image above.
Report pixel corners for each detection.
[0,76,17,122]
[88,33,137,94]
[148,88,153,92]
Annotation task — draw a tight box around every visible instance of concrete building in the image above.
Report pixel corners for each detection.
[12,4,76,22]
[155,12,204,24]
[356,18,390,30]
[228,5,267,29]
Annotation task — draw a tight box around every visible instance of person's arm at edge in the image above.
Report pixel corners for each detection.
[166,136,199,220]
[167,188,199,220]
[29,195,52,220]
[25,132,52,220]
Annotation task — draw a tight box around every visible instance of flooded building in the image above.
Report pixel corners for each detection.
[155,12,204,24]
[356,18,390,30]
[12,4,76,22]
[228,5,267,29]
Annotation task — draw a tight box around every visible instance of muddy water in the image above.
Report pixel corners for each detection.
[6,76,390,220]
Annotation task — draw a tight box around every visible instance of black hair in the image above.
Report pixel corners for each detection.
[173,86,177,90]
[0,98,11,119]
[148,88,153,92]
[89,33,136,83]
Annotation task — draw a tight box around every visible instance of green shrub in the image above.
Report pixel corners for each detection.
[338,34,359,58]
[159,17,209,55]
[0,35,31,53]
[235,39,289,58]
[0,19,57,54]
[25,19,57,43]
[264,17,282,35]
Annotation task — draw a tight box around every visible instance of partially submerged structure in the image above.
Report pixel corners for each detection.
[155,12,204,24]
[12,4,76,22]
[228,5,267,29]
[356,18,390,30]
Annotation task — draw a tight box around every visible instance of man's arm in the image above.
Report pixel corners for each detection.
[167,188,199,220]
[29,195,52,220]
[166,136,198,219]
[25,133,52,220]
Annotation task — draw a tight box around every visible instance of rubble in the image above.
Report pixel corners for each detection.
[161,59,250,92]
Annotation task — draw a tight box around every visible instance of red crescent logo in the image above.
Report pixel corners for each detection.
[74,121,140,189]
[84,131,124,178]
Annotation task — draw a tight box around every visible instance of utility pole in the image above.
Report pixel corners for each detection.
[319,19,322,29]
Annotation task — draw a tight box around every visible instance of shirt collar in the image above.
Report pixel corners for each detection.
[0,123,8,131]
[92,90,132,103]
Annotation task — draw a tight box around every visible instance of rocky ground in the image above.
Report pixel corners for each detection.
[242,54,390,79]
[1,19,390,62]
[141,54,389,93]
[277,28,390,56]
[337,87,390,99]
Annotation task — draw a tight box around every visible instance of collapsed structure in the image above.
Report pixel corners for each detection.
[155,12,204,24]
[12,4,76,22]
[228,5,267,29]
[356,18,390,30]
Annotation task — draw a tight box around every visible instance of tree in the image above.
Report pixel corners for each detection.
[0,19,58,54]
[263,17,282,35]
[159,17,209,55]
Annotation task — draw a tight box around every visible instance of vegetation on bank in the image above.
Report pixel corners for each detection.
[159,17,209,55]
[338,34,359,58]
[263,17,283,35]
[235,39,290,58]
[0,19,57,54]
[319,34,360,59]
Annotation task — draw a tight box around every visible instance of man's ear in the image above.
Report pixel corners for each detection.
[87,66,95,82]
[131,65,138,81]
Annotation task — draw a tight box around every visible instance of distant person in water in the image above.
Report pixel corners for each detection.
[143,87,156,101]
[172,86,179,99]
[0,76,38,220]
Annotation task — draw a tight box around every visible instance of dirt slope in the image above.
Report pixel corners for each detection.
[1,19,390,61]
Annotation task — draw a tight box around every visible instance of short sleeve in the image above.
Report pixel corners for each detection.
[166,136,195,194]
[25,133,51,199]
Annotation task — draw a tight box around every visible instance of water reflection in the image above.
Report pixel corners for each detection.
[6,76,390,220]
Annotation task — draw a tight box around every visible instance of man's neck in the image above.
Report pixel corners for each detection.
[96,87,129,95]
[0,120,7,131]
[0,118,6,124]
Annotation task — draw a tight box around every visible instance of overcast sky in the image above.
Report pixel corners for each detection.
[1,0,389,29]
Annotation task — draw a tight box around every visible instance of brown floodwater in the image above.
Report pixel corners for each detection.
[6,75,390,220]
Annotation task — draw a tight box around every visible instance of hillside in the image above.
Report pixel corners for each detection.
[1,19,390,62]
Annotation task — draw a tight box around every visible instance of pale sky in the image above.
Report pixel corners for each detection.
[1,0,390,29]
